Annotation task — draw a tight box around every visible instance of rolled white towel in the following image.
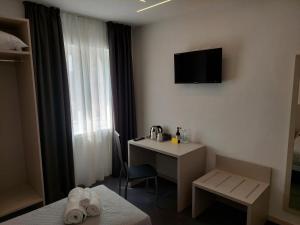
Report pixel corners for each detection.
[64,198,87,224]
[68,187,84,199]
[80,188,92,208]
[86,191,102,217]
[68,187,91,208]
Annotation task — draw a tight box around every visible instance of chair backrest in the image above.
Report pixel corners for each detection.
[114,131,127,172]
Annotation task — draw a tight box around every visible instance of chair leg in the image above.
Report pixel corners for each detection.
[125,177,128,199]
[155,176,158,204]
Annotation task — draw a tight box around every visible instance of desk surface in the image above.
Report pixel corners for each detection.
[128,139,205,158]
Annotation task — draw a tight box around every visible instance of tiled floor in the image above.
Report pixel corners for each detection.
[98,177,278,225]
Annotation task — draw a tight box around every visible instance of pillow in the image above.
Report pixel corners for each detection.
[0,30,28,51]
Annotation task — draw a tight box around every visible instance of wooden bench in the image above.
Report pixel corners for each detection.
[192,155,272,225]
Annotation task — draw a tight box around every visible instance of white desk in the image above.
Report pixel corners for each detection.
[128,139,206,212]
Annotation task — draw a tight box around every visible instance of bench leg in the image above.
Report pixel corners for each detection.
[192,186,214,218]
[246,189,270,225]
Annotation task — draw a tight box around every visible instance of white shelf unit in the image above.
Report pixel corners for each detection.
[0,16,44,218]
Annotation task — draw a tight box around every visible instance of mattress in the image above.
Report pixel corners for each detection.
[1,185,152,225]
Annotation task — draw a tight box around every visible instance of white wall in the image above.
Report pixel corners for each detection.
[132,0,300,224]
[0,0,24,18]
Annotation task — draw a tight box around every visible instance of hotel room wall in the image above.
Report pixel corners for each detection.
[0,0,24,18]
[132,0,300,224]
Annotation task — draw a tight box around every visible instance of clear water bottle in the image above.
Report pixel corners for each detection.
[181,128,189,143]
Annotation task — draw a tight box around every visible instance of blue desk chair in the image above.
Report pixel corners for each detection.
[114,131,158,201]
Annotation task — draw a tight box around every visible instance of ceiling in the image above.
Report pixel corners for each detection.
[30,0,202,26]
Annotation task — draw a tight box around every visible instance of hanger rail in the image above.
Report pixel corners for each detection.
[0,59,23,63]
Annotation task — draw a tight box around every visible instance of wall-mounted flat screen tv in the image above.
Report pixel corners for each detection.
[174,48,222,83]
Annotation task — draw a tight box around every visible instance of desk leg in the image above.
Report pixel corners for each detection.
[177,147,206,212]
[192,186,214,218]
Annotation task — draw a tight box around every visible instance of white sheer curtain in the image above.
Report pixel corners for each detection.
[61,12,113,186]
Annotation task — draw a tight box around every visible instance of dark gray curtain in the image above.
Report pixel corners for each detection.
[24,1,75,204]
[107,22,137,176]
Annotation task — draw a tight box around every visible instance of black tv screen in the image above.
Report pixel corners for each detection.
[174,48,222,83]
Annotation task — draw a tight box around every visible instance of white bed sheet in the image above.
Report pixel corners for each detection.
[1,185,152,225]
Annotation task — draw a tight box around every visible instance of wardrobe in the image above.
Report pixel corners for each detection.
[0,17,44,217]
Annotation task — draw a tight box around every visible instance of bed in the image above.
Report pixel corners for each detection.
[1,185,152,225]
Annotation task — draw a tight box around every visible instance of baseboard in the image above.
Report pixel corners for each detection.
[268,216,295,225]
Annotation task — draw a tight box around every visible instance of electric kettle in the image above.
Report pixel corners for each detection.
[150,126,163,140]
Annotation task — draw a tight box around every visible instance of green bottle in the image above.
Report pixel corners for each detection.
[176,127,181,143]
